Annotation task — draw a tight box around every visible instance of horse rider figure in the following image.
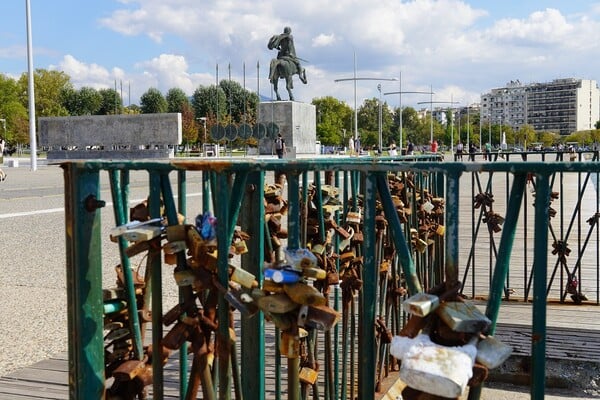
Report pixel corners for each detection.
[268,27,307,91]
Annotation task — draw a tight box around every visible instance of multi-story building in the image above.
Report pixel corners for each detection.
[481,78,600,135]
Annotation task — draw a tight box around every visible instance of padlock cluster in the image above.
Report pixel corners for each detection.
[390,282,513,399]
[474,192,506,233]
[103,199,185,399]
[101,170,460,398]
[390,173,446,254]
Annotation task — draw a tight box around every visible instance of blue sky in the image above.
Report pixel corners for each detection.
[3,1,600,109]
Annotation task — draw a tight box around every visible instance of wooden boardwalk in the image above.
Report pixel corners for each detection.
[0,301,598,399]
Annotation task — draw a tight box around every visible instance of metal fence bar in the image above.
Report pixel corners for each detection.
[531,172,551,400]
[64,164,104,399]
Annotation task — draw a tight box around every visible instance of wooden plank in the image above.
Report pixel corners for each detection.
[0,379,67,399]
[1,302,599,398]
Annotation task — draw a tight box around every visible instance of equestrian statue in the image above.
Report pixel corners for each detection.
[268,26,307,101]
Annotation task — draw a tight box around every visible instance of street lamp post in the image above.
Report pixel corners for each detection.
[384,77,433,152]
[417,100,459,151]
[334,53,397,151]
[197,117,207,144]
[377,84,382,153]
[26,0,37,171]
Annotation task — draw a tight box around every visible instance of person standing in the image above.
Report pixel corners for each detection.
[275,133,286,159]
[0,137,6,181]
[431,140,438,153]
[485,142,492,161]
[456,141,464,160]
[348,137,354,156]
[389,141,398,156]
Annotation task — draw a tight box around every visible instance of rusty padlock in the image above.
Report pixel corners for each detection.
[303,304,340,331]
[173,269,197,287]
[284,282,327,306]
[255,293,299,314]
[262,279,286,294]
[112,359,147,381]
[162,321,191,350]
[268,312,295,331]
[280,331,301,359]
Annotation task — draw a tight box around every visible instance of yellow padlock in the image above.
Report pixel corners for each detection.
[299,367,319,385]
[436,224,446,236]
[302,267,326,281]
[233,239,248,255]
[230,266,258,289]
[284,282,327,306]
[262,279,285,294]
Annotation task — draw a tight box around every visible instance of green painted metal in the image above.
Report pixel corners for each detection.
[62,157,600,400]
[108,170,144,361]
[531,173,551,400]
[215,172,232,400]
[149,171,165,400]
[63,164,105,400]
[358,172,378,399]
[240,171,266,400]
[468,173,527,400]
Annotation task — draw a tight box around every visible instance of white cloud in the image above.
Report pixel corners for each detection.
[312,33,336,48]
[490,9,572,45]
[28,1,600,106]
[54,55,113,89]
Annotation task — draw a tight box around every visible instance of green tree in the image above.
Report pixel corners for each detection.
[181,102,199,144]
[61,86,102,115]
[140,88,168,114]
[98,88,123,115]
[312,96,353,146]
[18,69,71,117]
[218,80,259,124]
[0,74,29,143]
[191,85,227,123]
[357,98,395,149]
[514,124,536,148]
[165,88,190,113]
[539,131,560,147]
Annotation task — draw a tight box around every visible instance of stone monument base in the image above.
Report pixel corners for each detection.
[258,101,316,155]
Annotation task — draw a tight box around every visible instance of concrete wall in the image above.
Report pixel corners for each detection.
[258,101,316,155]
[38,113,182,159]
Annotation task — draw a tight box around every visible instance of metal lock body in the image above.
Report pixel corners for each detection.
[284,282,327,306]
[280,331,301,358]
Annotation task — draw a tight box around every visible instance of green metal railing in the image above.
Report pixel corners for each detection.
[62,156,600,400]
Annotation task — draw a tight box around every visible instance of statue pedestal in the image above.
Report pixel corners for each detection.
[258,101,317,155]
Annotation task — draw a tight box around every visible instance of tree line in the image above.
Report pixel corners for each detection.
[1,69,599,150]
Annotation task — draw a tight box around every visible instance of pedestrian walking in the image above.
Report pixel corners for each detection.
[275,133,286,159]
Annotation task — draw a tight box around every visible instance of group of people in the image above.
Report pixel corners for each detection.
[456,141,494,161]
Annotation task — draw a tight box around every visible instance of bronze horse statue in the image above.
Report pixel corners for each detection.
[269,57,307,101]
[268,28,307,101]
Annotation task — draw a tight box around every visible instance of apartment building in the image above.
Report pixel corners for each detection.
[481,78,600,135]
